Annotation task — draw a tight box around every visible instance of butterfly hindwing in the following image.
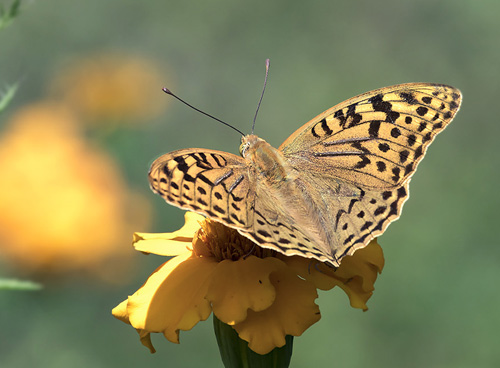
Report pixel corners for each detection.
[246,181,335,262]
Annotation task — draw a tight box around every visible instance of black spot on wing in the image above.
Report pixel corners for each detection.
[321,119,333,135]
[213,205,226,214]
[400,92,417,104]
[334,110,347,128]
[354,155,371,169]
[360,221,373,231]
[257,229,271,238]
[369,94,391,113]
[369,121,381,137]
[407,134,416,147]
[197,173,213,185]
[378,143,390,152]
[173,156,189,173]
[416,106,428,116]
[391,127,401,138]
[399,150,409,163]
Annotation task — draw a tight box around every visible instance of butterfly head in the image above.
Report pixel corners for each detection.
[239,134,265,158]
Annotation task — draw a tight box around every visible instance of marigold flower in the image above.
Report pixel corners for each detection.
[49,53,169,124]
[0,103,150,279]
[113,212,384,355]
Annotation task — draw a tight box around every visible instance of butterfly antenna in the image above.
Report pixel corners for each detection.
[162,87,245,136]
[251,58,270,134]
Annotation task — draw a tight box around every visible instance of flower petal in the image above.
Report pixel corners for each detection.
[112,299,130,324]
[138,329,156,354]
[334,239,384,291]
[133,212,204,256]
[167,212,205,239]
[116,252,217,345]
[276,255,340,291]
[133,234,190,256]
[207,256,281,325]
[112,300,156,353]
[232,262,320,355]
[279,240,384,311]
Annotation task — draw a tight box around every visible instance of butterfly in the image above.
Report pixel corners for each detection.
[149,83,461,267]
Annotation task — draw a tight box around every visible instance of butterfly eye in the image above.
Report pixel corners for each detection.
[239,141,250,157]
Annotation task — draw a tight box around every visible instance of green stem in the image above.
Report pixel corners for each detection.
[213,314,293,368]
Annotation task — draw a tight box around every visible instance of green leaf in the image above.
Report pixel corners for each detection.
[0,0,22,31]
[0,278,43,291]
[0,83,18,113]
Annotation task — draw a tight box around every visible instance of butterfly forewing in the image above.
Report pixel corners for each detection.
[280,83,462,189]
[149,148,254,229]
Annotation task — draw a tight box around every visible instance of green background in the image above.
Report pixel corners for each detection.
[1,0,499,367]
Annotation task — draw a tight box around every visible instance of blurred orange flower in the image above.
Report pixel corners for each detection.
[0,102,150,280]
[49,53,169,124]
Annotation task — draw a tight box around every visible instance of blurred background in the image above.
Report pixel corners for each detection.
[0,0,498,367]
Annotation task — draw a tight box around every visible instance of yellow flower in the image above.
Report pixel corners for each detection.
[0,102,150,280]
[113,212,384,355]
[49,53,169,124]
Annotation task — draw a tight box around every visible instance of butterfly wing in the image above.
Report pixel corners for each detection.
[276,83,461,262]
[280,83,462,189]
[149,149,255,229]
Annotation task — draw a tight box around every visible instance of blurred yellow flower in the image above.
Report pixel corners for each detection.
[113,212,384,355]
[0,102,150,279]
[49,53,169,124]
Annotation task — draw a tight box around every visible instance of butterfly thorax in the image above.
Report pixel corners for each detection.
[240,135,292,183]
[240,134,329,255]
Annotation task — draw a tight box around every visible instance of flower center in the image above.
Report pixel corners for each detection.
[193,219,277,262]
